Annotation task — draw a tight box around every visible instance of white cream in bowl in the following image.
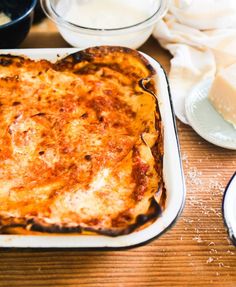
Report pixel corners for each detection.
[59,0,149,29]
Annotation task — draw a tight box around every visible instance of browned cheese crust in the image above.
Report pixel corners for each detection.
[0,46,164,236]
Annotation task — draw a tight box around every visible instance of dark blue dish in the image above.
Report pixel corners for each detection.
[222,172,236,246]
[0,0,37,48]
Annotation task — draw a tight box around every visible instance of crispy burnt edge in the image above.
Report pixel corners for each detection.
[54,46,156,77]
[0,47,165,237]
[0,54,31,67]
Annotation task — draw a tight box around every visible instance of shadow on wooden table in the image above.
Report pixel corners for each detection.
[0,247,170,286]
[21,32,70,48]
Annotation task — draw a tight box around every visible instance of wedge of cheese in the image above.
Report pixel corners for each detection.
[209,63,236,128]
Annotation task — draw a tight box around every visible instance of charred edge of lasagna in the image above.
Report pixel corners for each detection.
[0,54,26,67]
[55,46,156,77]
[139,76,165,205]
[0,198,162,236]
[83,199,162,237]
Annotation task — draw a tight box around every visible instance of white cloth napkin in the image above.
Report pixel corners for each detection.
[153,0,236,124]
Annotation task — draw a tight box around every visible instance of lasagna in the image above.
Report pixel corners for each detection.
[0,46,164,236]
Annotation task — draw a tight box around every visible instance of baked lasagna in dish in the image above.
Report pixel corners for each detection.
[0,46,164,236]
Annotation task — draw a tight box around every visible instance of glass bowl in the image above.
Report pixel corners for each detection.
[40,0,169,48]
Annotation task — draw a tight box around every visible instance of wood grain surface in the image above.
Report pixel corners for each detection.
[0,19,236,287]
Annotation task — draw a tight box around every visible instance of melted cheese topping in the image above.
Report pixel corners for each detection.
[0,47,163,235]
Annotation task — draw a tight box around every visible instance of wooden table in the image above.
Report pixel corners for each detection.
[0,19,236,287]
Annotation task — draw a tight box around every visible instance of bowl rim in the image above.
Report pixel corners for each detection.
[40,0,169,34]
[0,0,37,29]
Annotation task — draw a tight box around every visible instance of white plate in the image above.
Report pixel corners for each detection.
[222,172,236,246]
[0,48,185,248]
[185,79,236,150]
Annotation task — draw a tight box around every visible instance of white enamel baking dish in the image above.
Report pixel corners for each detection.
[0,48,185,248]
